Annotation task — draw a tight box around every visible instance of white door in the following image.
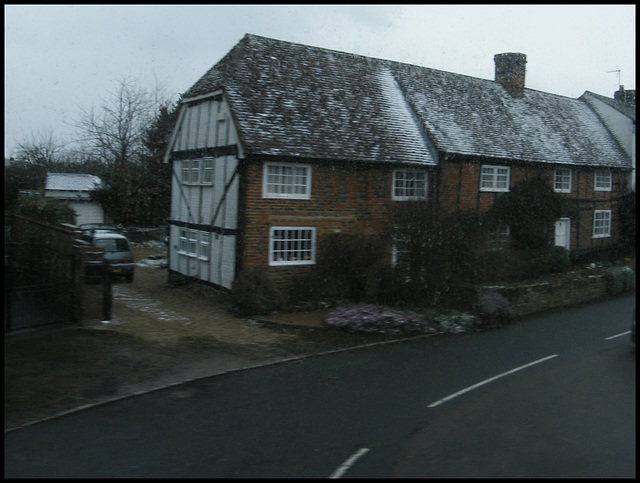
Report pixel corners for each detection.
[554,218,570,250]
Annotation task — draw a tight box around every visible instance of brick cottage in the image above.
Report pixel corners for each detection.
[163,34,633,290]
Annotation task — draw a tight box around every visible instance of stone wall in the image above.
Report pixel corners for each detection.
[451,266,635,319]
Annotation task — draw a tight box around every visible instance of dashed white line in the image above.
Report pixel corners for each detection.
[604,331,631,340]
[329,447,370,478]
[428,354,559,408]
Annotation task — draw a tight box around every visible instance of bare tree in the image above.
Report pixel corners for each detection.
[73,76,171,168]
[11,130,67,166]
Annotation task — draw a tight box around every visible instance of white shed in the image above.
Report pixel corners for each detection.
[45,173,104,226]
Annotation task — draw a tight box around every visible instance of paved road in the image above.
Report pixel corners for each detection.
[5,296,635,477]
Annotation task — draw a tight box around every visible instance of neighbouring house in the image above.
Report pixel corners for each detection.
[163,34,632,290]
[580,87,636,191]
[45,173,104,226]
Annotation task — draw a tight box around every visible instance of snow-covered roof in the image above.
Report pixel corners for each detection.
[580,91,636,122]
[45,173,102,192]
[183,34,630,169]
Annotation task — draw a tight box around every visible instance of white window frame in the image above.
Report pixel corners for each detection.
[554,168,572,193]
[182,158,215,186]
[182,159,201,185]
[594,170,612,191]
[179,228,189,253]
[480,165,510,192]
[201,157,214,185]
[181,160,191,184]
[178,228,201,256]
[198,232,210,260]
[269,227,316,266]
[392,168,428,200]
[263,162,312,200]
[593,210,611,238]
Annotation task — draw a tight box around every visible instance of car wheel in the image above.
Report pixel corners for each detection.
[126,271,134,283]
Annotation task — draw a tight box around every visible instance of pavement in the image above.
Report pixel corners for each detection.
[4,264,417,432]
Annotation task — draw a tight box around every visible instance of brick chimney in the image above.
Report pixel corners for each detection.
[494,53,527,97]
[614,86,636,107]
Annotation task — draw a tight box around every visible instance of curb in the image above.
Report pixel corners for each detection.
[4,331,435,434]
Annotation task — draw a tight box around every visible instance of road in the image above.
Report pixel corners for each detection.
[5,295,635,478]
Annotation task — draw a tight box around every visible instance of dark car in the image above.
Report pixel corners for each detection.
[79,223,120,239]
[90,230,135,282]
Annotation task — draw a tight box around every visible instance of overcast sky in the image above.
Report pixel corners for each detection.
[4,4,636,159]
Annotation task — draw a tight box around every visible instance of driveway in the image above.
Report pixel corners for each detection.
[5,263,412,431]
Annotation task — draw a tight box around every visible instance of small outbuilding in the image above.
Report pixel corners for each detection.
[44,173,104,226]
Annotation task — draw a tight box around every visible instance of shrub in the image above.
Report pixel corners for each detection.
[313,233,388,303]
[323,304,438,335]
[476,290,512,327]
[231,266,287,316]
[518,246,570,280]
[14,195,76,225]
[619,190,636,255]
[488,176,563,250]
[434,312,482,333]
[605,266,635,296]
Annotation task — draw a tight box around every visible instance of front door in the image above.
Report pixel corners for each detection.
[554,218,570,250]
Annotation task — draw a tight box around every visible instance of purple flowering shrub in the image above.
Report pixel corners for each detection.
[323,304,438,335]
[477,290,511,326]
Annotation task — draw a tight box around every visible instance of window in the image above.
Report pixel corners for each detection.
[187,229,197,254]
[179,228,189,253]
[486,225,511,251]
[263,163,311,199]
[178,229,200,256]
[554,168,572,193]
[593,210,611,238]
[182,160,201,185]
[202,158,214,184]
[198,232,210,260]
[595,170,612,191]
[182,158,213,185]
[480,165,510,192]
[392,169,428,200]
[269,227,316,266]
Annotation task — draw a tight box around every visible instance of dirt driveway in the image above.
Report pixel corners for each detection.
[5,256,408,431]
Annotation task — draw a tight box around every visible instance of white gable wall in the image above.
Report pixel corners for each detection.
[68,200,105,225]
[167,94,241,290]
[581,94,635,190]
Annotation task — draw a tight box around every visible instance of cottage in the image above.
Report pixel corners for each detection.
[44,173,104,226]
[579,87,636,191]
[164,34,632,290]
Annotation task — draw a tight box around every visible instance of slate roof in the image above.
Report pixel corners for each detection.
[184,34,630,170]
[580,91,636,122]
[45,173,101,192]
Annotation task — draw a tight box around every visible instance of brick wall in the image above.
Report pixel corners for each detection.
[241,159,437,278]
[239,156,629,285]
[438,159,628,253]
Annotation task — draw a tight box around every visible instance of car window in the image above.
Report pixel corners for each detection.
[94,238,129,252]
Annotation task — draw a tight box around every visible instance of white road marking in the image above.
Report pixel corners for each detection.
[604,331,631,340]
[329,447,370,478]
[428,354,559,408]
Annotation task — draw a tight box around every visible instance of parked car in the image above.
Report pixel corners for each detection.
[79,223,120,239]
[89,230,135,282]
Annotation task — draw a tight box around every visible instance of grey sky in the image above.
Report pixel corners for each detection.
[4,4,635,159]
